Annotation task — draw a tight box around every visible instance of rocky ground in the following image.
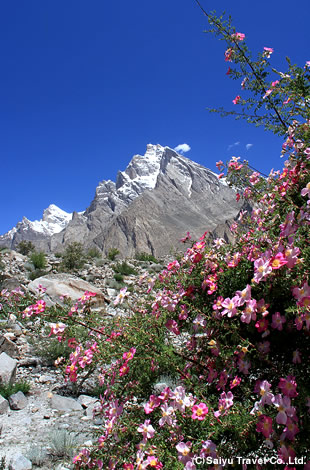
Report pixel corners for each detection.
[0,249,167,469]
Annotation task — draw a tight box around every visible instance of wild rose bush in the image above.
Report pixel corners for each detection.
[1,8,310,469]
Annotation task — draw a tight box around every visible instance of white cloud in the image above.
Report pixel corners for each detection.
[227,141,240,151]
[174,143,191,154]
[246,143,253,151]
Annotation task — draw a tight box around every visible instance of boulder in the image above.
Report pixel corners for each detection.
[8,391,28,410]
[0,352,17,384]
[0,395,9,414]
[50,394,83,412]
[77,394,98,408]
[9,453,32,470]
[0,277,24,291]
[0,335,19,357]
[28,273,108,307]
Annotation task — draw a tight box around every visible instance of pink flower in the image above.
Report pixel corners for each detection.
[200,440,217,458]
[221,296,238,317]
[191,402,208,420]
[114,287,129,305]
[272,394,296,425]
[238,357,251,375]
[176,442,193,465]
[253,258,272,283]
[263,89,273,99]
[225,47,234,62]
[159,403,175,426]
[119,363,129,377]
[171,386,195,412]
[122,347,136,361]
[269,252,287,270]
[256,414,273,438]
[147,456,163,468]
[137,419,155,439]
[165,319,180,335]
[232,95,241,105]
[282,418,299,440]
[34,299,46,313]
[284,246,300,268]
[49,322,66,336]
[240,299,257,324]
[144,395,161,414]
[231,32,245,41]
[301,181,310,198]
[292,281,310,305]
[214,391,234,417]
[235,285,251,306]
[263,47,274,58]
[278,376,298,398]
[256,380,274,405]
[79,291,97,302]
[271,312,286,331]
[255,317,269,333]
[278,444,296,464]
[230,376,241,389]
[216,160,224,171]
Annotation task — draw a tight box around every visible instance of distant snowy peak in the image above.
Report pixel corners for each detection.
[18,205,72,237]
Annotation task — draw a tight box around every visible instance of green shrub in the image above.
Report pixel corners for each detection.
[29,251,47,270]
[61,242,86,270]
[87,247,101,259]
[113,273,124,282]
[113,261,137,276]
[0,380,30,399]
[26,446,48,466]
[135,252,158,263]
[107,247,120,260]
[48,430,79,459]
[17,240,35,255]
[28,269,47,281]
[32,337,72,365]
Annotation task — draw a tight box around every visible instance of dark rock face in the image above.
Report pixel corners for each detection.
[1,145,242,256]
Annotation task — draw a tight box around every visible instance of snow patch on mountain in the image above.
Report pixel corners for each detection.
[4,205,73,240]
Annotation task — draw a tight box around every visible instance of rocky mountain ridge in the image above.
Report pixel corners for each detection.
[1,145,242,256]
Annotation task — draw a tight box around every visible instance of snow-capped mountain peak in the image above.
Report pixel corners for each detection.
[1,204,72,244]
[0,144,242,255]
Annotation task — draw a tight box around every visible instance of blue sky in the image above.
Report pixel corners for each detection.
[0,0,309,234]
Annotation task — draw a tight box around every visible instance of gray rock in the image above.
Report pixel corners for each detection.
[9,323,23,336]
[28,274,108,307]
[50,394,83,412]
[0,394,9,414]
[18,357,39,367]
[8,391,28,410]
[0,277,23,291]
[0,352,17,384]
[77,394,98,408]
[0,335,19,357]
[9,453,32,470]
[38,374,55,383]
